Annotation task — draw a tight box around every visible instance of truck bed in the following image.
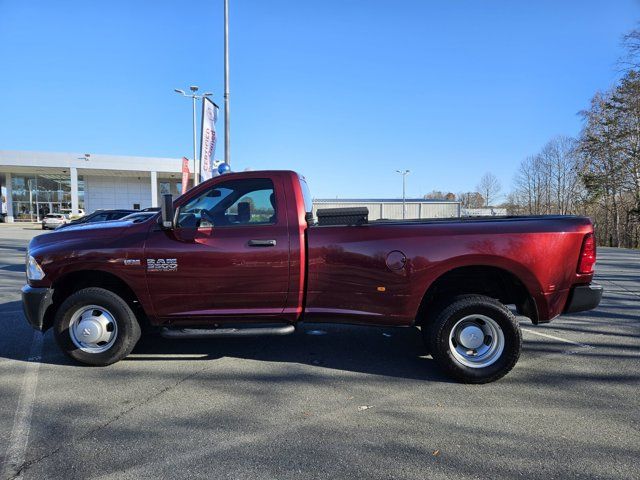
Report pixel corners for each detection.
[369,214,585,224]
[304,214,594,325]
[314,210,586,227]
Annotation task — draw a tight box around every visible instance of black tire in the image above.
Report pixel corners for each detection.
[53,287,141,366]
[425,295,521,384]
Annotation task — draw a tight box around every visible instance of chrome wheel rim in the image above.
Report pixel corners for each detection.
[69,305,118,354]
[449,314,504,368]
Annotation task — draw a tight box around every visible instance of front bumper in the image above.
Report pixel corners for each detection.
[21,285,53,331]
[564,283,603,314]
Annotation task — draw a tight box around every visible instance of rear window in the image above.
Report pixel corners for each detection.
[46,214,61,219]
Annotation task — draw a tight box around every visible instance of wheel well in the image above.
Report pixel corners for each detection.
[417,266,538,325]
[42,270,147,331]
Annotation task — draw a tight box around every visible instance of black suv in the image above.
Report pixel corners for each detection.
[55,209,137,230]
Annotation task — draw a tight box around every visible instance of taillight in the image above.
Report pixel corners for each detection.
[577,233,596,274]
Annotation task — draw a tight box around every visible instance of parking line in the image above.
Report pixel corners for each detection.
[522,328,592,348]
[2,331,44,479]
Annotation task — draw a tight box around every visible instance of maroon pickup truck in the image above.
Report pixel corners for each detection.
[21,170,602,383]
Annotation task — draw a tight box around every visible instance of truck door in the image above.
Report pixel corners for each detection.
[144,177,290,323]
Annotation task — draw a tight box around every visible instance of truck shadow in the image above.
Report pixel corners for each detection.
[0,298,452,382]
[128,324,454,383]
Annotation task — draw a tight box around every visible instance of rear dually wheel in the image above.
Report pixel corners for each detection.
[425,295,521,383]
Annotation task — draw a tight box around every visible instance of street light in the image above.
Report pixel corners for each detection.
[396,169,410,220]
[174,85,213,186]
[224,0,231,168]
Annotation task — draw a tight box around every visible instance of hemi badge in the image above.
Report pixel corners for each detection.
[124,259,141,266]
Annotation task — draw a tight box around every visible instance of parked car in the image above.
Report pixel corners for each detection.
[21,170,602,383]
[55,209,137,230]
[41,213,69,230]
[60,208,85,219]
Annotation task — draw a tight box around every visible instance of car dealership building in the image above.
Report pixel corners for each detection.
[0,150,185,222]
[1,149,464,223]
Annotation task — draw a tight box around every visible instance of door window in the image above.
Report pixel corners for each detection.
[177,178,277,228]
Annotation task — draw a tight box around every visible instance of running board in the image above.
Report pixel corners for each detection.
[160,324,295,339]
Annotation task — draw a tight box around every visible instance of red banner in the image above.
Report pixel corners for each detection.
[181,157,190,194]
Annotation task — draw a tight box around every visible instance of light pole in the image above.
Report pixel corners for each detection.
[224,0,231,167]
[396,169,410,219]
[174,86,213,186]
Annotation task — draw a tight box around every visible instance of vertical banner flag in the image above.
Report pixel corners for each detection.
[181,157,190,194]
[200,97,219,181]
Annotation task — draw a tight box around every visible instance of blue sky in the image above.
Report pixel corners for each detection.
[0,0,638,199]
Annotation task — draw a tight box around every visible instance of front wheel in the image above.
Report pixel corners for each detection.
[425,295,521,383]
[53,287,141,366]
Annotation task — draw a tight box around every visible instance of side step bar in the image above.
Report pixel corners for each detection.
[160,324,295,339]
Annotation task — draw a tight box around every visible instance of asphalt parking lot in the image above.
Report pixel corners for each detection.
[0,224,638,480]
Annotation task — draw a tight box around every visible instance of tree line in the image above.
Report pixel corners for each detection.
[422,28,639,248]
[505,29,640,248]
[424,172,503,209]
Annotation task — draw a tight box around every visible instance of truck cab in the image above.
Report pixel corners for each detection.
[145,172,302,323]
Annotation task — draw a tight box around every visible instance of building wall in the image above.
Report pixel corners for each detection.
[84,176,153,212]
[0,150,181,173]
[462,208,508,217]
[312,201,461,220]
[0,150,186,220]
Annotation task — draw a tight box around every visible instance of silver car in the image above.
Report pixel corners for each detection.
[42,213,69,230]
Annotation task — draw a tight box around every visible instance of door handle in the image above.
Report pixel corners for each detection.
[248,239,277,247]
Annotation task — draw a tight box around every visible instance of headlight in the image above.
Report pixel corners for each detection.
[26,255,45,281]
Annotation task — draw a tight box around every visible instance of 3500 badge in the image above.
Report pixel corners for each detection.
[147,258,178,272]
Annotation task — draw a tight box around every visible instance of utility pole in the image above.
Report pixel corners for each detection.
[396,169,410,220]
[174,86,213,185]
[224,0,231,167]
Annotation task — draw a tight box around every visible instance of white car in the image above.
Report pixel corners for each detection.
[42,213,69,230]
[60,208,85,220]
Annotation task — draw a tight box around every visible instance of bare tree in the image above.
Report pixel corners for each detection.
[423,190,451,200]
[424,191,458,201]
[504,26,640,248]
[539,136,581,215]
[621,28,640,70]
[457,191,485,208]
[476,173,502,207]
[579,90,628,247]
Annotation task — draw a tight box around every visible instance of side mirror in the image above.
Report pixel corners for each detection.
[160,194,174,229]
[175,213,198,242]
